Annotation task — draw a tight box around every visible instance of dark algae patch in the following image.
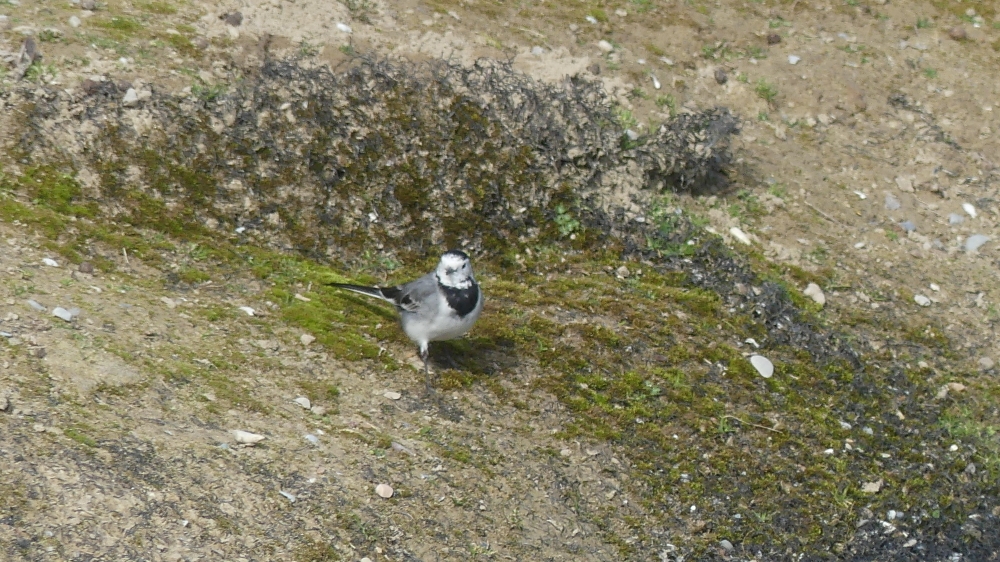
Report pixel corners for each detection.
[4,55,999,560]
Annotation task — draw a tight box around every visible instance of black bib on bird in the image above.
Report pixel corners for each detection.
[440,283,479,318]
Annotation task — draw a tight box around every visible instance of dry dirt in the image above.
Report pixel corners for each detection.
[2,0,1000,560]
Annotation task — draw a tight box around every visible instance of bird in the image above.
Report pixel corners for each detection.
[328,250,484,392]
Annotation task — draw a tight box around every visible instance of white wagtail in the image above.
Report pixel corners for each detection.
[329,250,484,391]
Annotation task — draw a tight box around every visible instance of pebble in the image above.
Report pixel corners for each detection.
[788,55,801,65]
[853,190,867,199]
[962,202,977,218]
[238,306,255,316]
[625,129,639,141]
[79,261,94,274]
[660,57,674,65]
[279,491,296,502]
[304,434,319,445]
[300,334,316,346]
[232,429,265,445]
[948,213,964,225]
[336,22,352,34]
[948,26,967,41]
[81,0,95,9]
[720,539,734,551]
[69,16,81,28]
[729,227,751,245]
[597,40,613,52]
[585,15,598,24]
[26,300,45,312]
[531,46,544,56]
[767,33,781,45]
[979,357,995,370]
[651,75,661,89]
[914,295,931,307]
[714,68,727,84]
[930,283,940,291]
[884,194,901,211]
[52,307,80,321]
[310,405,326,415]
[569,23,578,32]
[900,220,916,232]
[750,355,774,378]
[122,88,139,107]
[615,9,627,16]
[294,396,311,409]
[862,479,883,493]
[965,235,989,252]
[42,258,59,267]
[375,483,394,498]
[895,176,914,192]
[222,12,243,27]
[803,283,825,307]
[383,391,402,400]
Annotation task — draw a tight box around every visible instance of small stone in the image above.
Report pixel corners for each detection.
[979,357,995,370]
[160,296,177,309]
[788,55,801,65]
[336,22,352,34]
[720,540,734,551]
[383,391,402,400]
[42,258,59,267]
[729,227,751,245]
[310,405,326,415]
[238,306,255,316]
[597,40,614,53]
[862,479,883,493]
[221,12,243,26]
[948,26,967,41]
[885,194,901,211]
[447,10,460,20]
[913,295,931,307]
[948,213,964,225]
[294,396,311,409]
[894,176,914,192]
[900,220,916,232]
[962,202,977,218]
[615,9,627,16]
[714,68,727,84]
[531,46,545,56]
[767,33,781,45]
[304,434,319,445]
[279,491,296,502]
[750,355,774,378]
[78,261,94,274]
[560,448,572,457]
[122,88,139,107]
[569,23,579,32]
[81,0,96,9]
[936,382,966,399]
[375,483,394,498]
[27,300,46,312]
[52,307,79,322]
[232,430,265,445]
[651,75,661,89]
[585,15,598,24]
[300,333,316,346]
[965,234,989,252]
[69,16,81,28]
[803,283,825,307]
[615,265,630,278]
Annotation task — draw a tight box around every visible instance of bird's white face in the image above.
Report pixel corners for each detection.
[437,251,474,289]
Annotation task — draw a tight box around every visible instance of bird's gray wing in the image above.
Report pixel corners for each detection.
[392,273,439,314]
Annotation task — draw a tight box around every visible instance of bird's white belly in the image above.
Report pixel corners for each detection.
[401,296,482,344]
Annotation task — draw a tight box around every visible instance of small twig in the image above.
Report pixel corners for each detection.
[122,247,129,265]
[804,201,845,226]
[723,415,784,434]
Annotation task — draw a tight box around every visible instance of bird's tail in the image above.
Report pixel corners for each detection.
[328,283,395,303]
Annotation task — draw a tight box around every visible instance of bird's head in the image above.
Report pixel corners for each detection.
[436,250,475,289]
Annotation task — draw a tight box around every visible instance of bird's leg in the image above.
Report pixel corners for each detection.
[420,345,432,395]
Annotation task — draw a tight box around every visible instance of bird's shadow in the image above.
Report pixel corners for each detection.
[430,335,519,389]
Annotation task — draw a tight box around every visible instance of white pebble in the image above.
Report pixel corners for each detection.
[803,283,826,307]
[585,15,598,24]
[27,300,46,311]
[336,22,352,34]
[965,234,989,252]
[914,295,931,307]
[531,46,544,56]
[750,355,774,378]
[69,16,81,28]
[300,333,316,345]
[597,40,613,52]
[729,227,751,245]
[42,258,59,267]
[375,483,394,498]
[122,88,139,107]
[279,491,296,502]
[232,430,265,445]
[383,391,402,400]
[651,75,661,90]
[853,190,867,199]
[854,242,866,249]
[294,396,311,409]
[788,55,801,65]
[962,202,977,218]
[930,283,940,291]
[238,306,255,316]
[52,307,78,322]
[304,434,319,445]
